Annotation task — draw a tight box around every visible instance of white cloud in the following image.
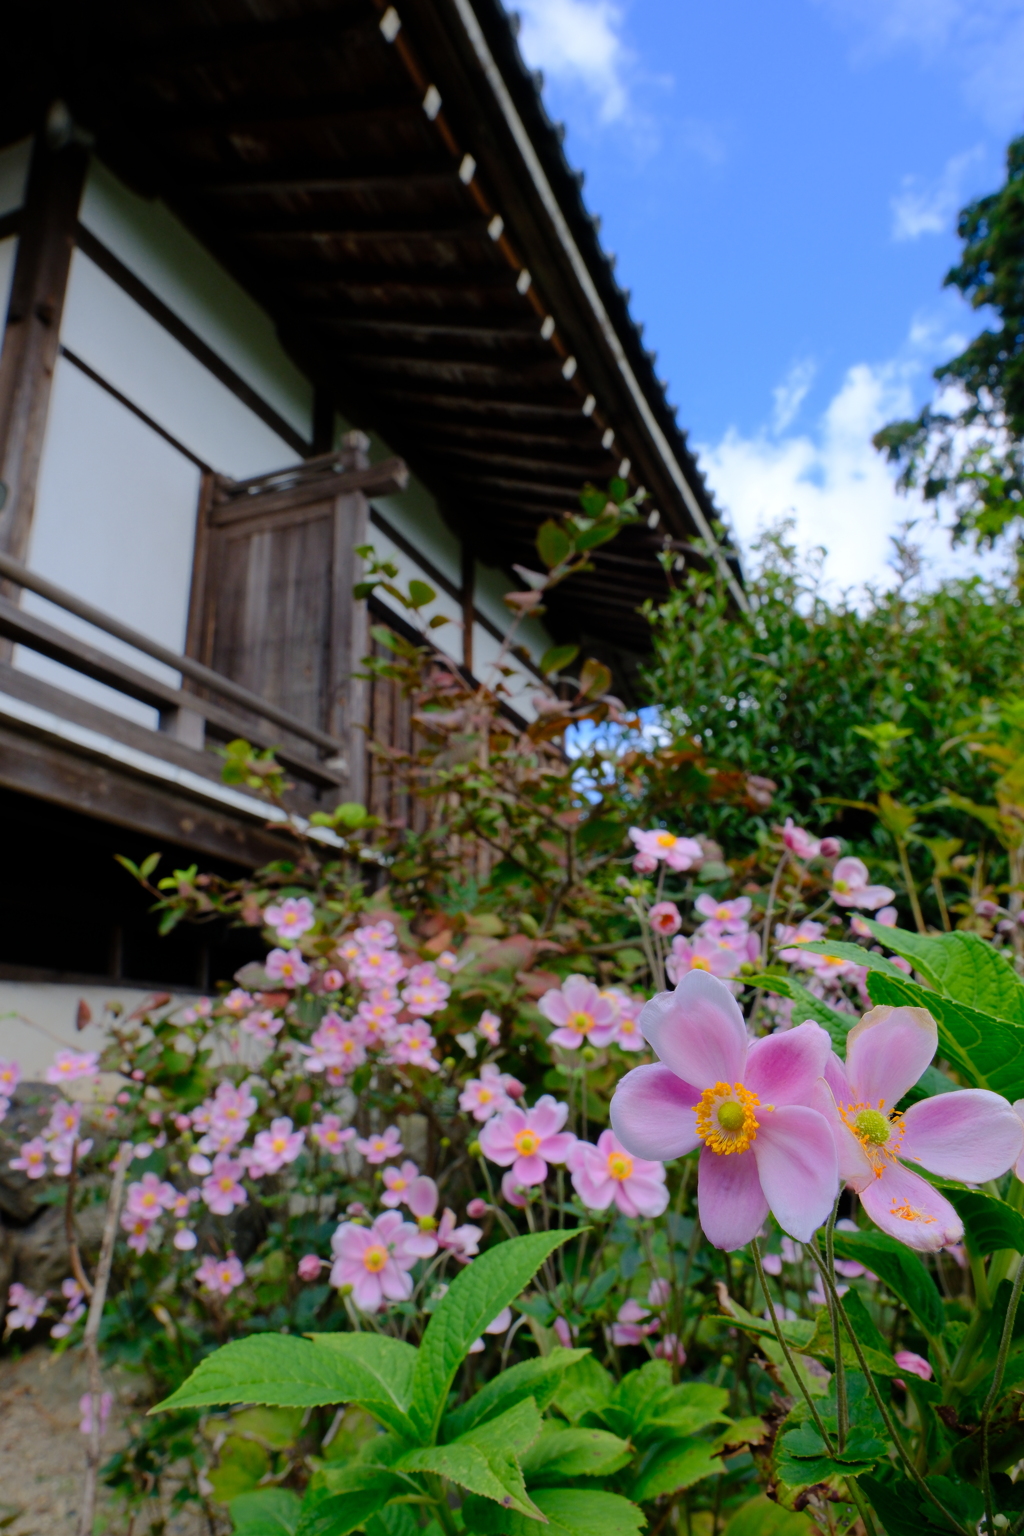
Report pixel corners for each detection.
[697,330,1005,596]
[818,0,1024,130]
[514,0,632,124]
[771,358,816,432]
[890,147,985,241]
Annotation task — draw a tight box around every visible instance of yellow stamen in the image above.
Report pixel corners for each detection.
[607,1151,634,1181]
[690,956,711,971]
[890,1199,935,1225]
[514,1128,540,1157]
[695,1081,761,1155]
[363,1244,388,1272]
[655,832,676,848]
[569,1011,594,1034]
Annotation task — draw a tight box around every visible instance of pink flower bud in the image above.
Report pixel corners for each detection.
[297,1254,323,1281]
[503,1078,525,1099]
[173,1114,191,1133]
[632,853,658,874]
[820,837,841,858]
[466,1198,489,1218]
[345,1202,367,1217]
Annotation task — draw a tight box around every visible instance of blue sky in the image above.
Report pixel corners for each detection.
[511,0,1024,591]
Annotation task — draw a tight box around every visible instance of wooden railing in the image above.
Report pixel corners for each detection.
[0,551,348,790]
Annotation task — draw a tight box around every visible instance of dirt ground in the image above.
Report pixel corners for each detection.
[0,1348,210,1536]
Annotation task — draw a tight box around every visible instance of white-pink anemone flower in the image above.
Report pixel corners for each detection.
[46,1050,99,1085]
[539,975,618,1050]
[310,1116,356,1156]
[389,1022,440,1071]
[825,1006,1024,1251]
[9,1138,48,1179]
[629,828,704,871]
[479,1097,576,1187]
[459,1063,515,1122]
[265,948,311,987]
[201,1154,248,1215]
[356,1125,403,1164]
[782,819,821,859]
[403,1176,483,1263]
[6,1282,46,1331]
[249,1118,305,1175]
[196,1253,245,1296]
[694,895,751,931]
[568,1130,669,1217]
[330,1211,418,1312]
[608,1298,658,1347]
[382,1160,420,1207]
[666,935,741,984]
[830,857,896,911]
[0,1059,21,1096]
[610,971,839,1251]
[264,896,315,942]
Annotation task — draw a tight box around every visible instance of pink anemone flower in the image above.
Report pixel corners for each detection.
[356,1125,403,1164]
[608,1298,658,1347]
[249,1118,305,1175]
[382,1159,420,1207]
[478,1096,576,1186]
[629,828,704,872]
[567,1130,669,1217]
[610,971,839,1251]
[666,935,741,984]
[330,1211,418,1312]
[649,902,683,936]
[694,895,751,931]
[459,1063,514,1122]
[830,857,895,912]
[263,896,315,942]
[539,975,618,1050]
[825,1005,1023,1251]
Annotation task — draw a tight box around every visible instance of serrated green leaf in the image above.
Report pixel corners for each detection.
[643,1382,733,1439]
[464,1488,646,1536]
[230,1488,302,1536]
[832,1229,945,1336]
[540,643,579,675]
[455,1397,544,1463]
[151,1334,414,1435]
[394,1443,541,1519]
[631,1437,723,1500]
[935,1186,1024,1255]
[208,1438,268,1503]
[305,1334,417,1433]
[521,1426,632,1481]
[552,1354,615,1424]
[866,971,1024,1100]
[409,1230,577,1443]
[797,940,909,980]
[802,1293,898,1377]
[746,973,855,1047]
[865,922,1024,1024]
[442,1348,588,1440]
[295,1482,395,1536]
[537,520,572,569]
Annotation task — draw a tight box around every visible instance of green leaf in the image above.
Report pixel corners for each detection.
[578,658,612,698]
[631,1438,723,1500]
[552,1354,615,1424]
[305,1334,417,1434]
[151,1334,415,1436]
[463,1488,646,1536]
[409,1229,577,1443]
[856,921,947,989]
[230,1489,302,1536]
[540,643,580,675]
[797,940,910,980]
[802,1293,898,1377]
[295,1483,395,1536]
[865,923,1024,1023]
[643,1382,734,1439]
[442,1348,588,1440]
[520,1426,632,1482]
[745,974,855,1047]
[866,971,1024,1100]
[831,1229,945,1336]
[537,520,572,569]
[723,1495,814,1536]
[407,579,436,610]
[208,1438,268,1504]
[456,1397,544,1463]
[936,1186,1024,1255]
[394,1444,542,1520]
[574,518,620,552]
[228,1407,306,1448]
[139,851,161,880]
[608,477,629,503]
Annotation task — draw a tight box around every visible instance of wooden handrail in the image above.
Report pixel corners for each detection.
[0,550,345,756]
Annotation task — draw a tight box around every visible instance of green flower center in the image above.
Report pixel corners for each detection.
[855,1108,891,1145]
[717,1101,746,1133]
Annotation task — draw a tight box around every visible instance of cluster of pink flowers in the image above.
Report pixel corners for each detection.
[782,819,841,861]
[667,896,758,986]
[611,970,1024,1254]
[5,1282,46,1332]
[51,1277,87,1338]
[459,1062,524,1121]
[190,1080,258,1155]
[195,1253,246,1297]
[629,826,704,874]
[607,1276,683,1361]
[0,1058,19,1123]
[10,1091,96,1183]
[44,1049,100,1086]
[539,976,647,1055]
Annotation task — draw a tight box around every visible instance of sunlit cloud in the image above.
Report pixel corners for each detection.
[890,147,985,241]
[514,0,633,124]
[771,358,817,433]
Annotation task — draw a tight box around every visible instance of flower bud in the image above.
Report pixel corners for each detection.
[468,1140,482,1157]
[466,1199,489,1218]
[297,1254,323,1281]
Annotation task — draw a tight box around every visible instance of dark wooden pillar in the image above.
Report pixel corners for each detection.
[0,131,87,567]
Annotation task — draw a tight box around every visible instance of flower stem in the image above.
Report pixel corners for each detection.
[750,1240,834,1453]
[809,1242,970,1536]
[824,1204,848,1454]
[981,1253,1024,1536]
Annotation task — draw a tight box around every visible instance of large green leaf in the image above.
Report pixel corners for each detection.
[409,1230,576,1443]
[642,1382,733,1439]
[456,1397,544,1464]
[442,1348,588,1441]
[831,1228,944,1336]
[866,971,1024,1100]
[463,1488,646,1535]
[305,1335,417,1435]
[394,1443,542,1520]
[551,1354,615,1424]
[723,1495,814,1536]
[295,1484,395,1536]
[231,1489,302,1536]
[802,1293,898,1377]
[630,1438,722,1500]
[937,1186,1024,1255]
[798,940,909,980]
[520,1426,632,1481]
[745,973,855,1047]
[865,922,1024,1024]
[152,1335,415,1437]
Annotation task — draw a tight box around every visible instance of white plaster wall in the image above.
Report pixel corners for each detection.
[16,357,201,726]
[0,981,196,1081]
[0,137,30,217]
[80,159,313,442]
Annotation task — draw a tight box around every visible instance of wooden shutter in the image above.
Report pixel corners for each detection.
[186,431,407,802]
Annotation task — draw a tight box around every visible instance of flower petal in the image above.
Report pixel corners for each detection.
[513,1153,548,1186]
[611,1064,701,1161]
[530,1096,568,1137]
[697,1146,768,1251]
[639,971,748,1089]
[745,1022,832,1106]
[899,1089,1024,1182]
[752,1105,838,1242]
[859,1163,963,1251]
[845,1006,937,1111]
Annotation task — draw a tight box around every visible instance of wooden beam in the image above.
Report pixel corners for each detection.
[0,132,86,566]
[196,158,458,195]
[235,212,486,239]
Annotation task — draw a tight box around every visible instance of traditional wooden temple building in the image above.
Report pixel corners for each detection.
[0,0,741,991]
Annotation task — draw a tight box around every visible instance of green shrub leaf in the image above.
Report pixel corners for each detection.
[230,1489,302,1536]
[831,1228,945,1336]
[463,1488,646,1535]
[442,1348,588,1440]
[409,1229,577,1443]
[520,1426,632,1482]
[631,1437,723,1501]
